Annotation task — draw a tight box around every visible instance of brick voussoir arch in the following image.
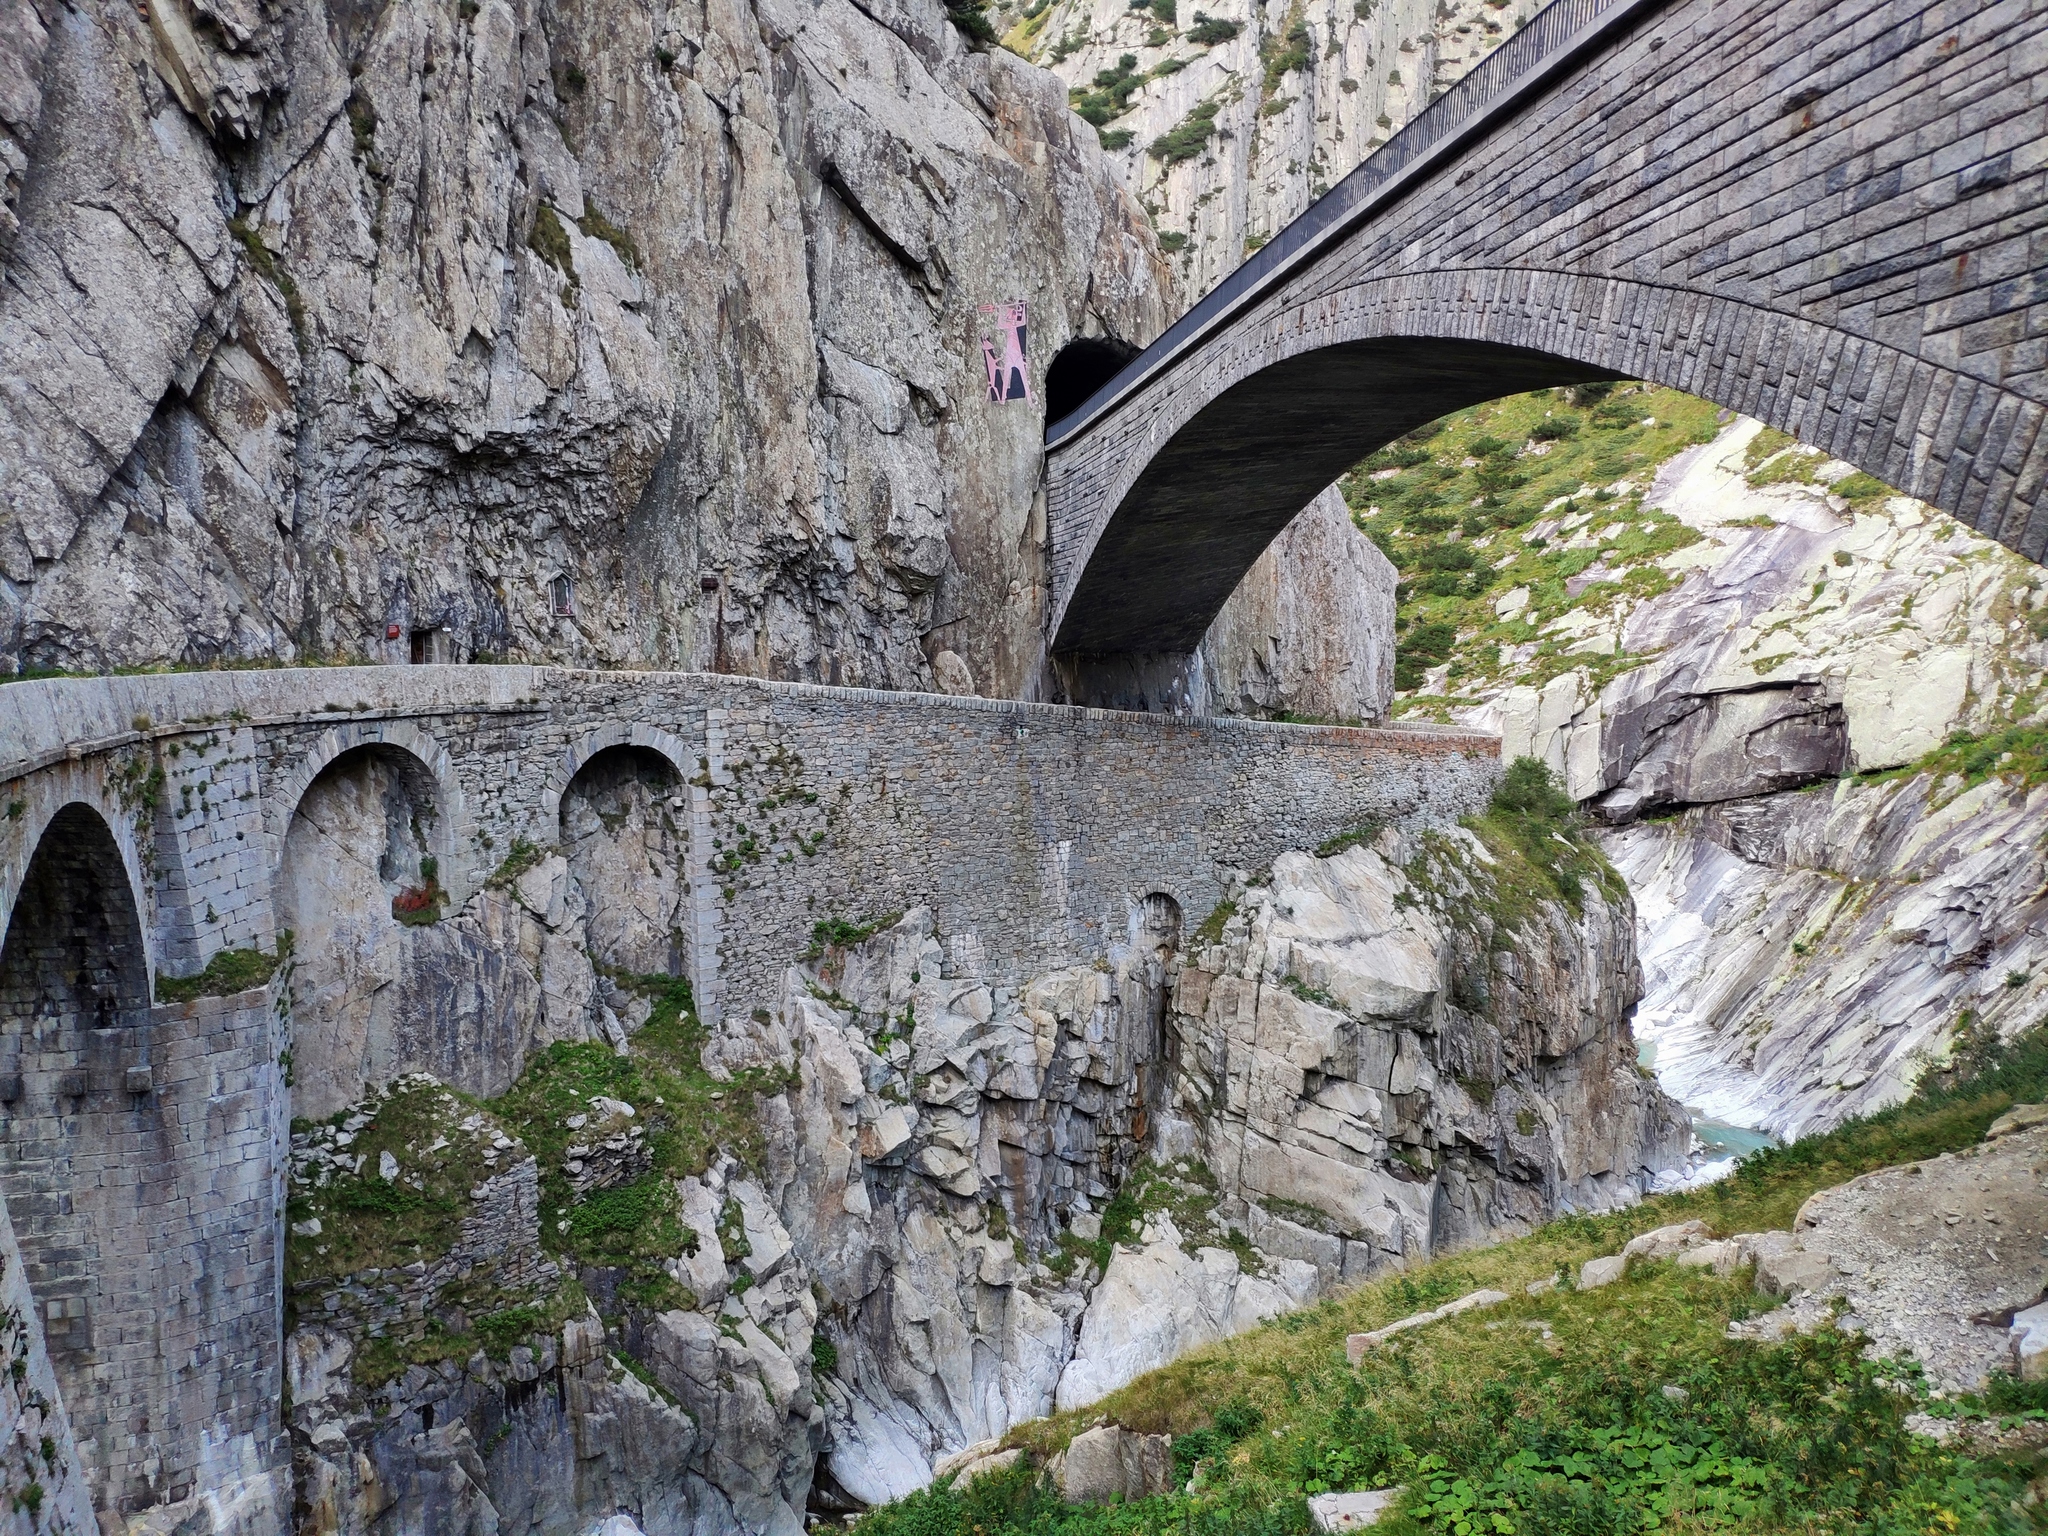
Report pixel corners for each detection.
[0,768,154,992]
[1048,266,2048,653]
[269,721,477,903]
[540,724,694,829]
[1043,0,2048,659]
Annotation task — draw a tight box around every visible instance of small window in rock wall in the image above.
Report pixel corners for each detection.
[551,575,575,617]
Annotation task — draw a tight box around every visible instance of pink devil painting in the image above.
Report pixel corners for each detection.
[980,302,1032,403]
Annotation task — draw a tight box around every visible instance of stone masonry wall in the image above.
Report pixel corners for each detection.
[0,663,1494,1534]
[4,667,1499,1026]
[1045,0,2048,643]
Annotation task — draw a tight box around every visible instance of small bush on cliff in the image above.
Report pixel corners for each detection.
[1072,55,1146,125]
[945,0,998,44]
[1149,100,1222,164]
[1457,756,1621,926]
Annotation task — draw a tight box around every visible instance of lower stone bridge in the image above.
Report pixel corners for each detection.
[0,665,1494,1530]
[1044,0,2048,662]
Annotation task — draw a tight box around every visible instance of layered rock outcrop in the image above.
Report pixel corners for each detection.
[1612,774,2048,1141]
[281,822,1680,1534]
[1168,831,1686,1268]
[1428,405,2048,1140]
[1459,418,2048,821]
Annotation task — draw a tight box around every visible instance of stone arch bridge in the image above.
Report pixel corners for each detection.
[1044,0,2048,661]
[0,665,1489,1530]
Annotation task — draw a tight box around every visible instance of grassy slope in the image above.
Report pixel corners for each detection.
[853,1028,2048,1536]
[1351,382,1720,709]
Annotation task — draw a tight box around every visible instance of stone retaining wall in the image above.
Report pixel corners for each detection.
[0,664,1497,1530]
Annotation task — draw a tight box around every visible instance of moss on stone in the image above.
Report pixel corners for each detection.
[154,939,286,1003]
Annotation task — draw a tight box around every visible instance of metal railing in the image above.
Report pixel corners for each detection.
[1042,0,1669,449]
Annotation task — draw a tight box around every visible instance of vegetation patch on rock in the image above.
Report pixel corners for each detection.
[851,1023,2048,1536]
[154,938,288,1003]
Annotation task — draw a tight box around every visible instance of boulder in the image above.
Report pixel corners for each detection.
[1051,1425,1172,1504]
[2010,1302,2048,1382]
[1989,1103,2048,1140]
[1577,1255,1626,1289]
[1621,1220,1710,1262]
[1345,1289,1508,1361]
[1752,1244,1837,1299]
[1308,1488,1404,1531]
[1675,1239,1742,1277]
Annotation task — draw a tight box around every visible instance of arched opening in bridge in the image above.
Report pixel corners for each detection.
[560,746,686,981]
[1044,337,1139,430]
[0,804,158,1508]
[278,744,447,1121]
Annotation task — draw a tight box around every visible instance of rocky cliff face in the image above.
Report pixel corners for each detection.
[1007,0,1515,303]
[1611,773,2048,1142]
[281,823,1679,1534]
[1374,387,2048,1140]
[1460,415,2048,819]
[3,0,1173,696]
[1,0,1395,711]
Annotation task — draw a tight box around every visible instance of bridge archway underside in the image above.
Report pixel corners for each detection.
[1045,0,2048,656]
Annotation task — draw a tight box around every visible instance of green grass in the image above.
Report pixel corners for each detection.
[154,938,287,1003]
[1342,384,1733,712]
[289,971,796,1376]
[286,1078,499,1286]
[852,1023,2048,1536]
[489,971,791,1297]
[1857,726,2048,796]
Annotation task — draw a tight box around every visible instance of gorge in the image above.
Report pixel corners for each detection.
[0,0,2043,1529]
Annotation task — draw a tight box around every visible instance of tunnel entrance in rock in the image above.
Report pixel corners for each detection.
[1044,337,1140,431]
[0,804,158,1508]
[278,744,446,1121]
[559,746,686,978]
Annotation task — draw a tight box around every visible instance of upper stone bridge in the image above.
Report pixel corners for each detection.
[0,665,1493,1530]
[1044,0,2048,658]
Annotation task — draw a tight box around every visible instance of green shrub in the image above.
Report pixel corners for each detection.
[1259,2,1311,90]
[1186,11,1241,42]
[1150,100,1222,164]
[1529,415,1580,440]
[1072,54,1144,124]
[945,0,997,43]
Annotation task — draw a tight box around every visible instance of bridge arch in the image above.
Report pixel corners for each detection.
[274,732,468,1120]
[270,721,472,902]
[555,736,691,980]
[1043,0,2048,660]
[541,723,693,827]
[0,802,164,1509]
